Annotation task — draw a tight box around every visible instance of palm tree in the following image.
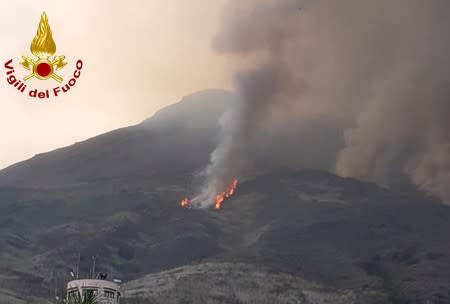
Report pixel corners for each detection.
[63,290,100,304]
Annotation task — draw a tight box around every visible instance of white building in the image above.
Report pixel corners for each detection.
[66,279,121,304]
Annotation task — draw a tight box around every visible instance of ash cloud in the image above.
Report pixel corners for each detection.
[197,0,450,206]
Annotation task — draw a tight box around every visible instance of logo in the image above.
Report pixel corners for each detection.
[21,12,66,82]
[4,12,83,99]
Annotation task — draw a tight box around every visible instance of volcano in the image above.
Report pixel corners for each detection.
[0,90,449,304]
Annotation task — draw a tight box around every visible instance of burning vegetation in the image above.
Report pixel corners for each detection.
[180,198,190,208]
[214,178,238,209]
[180,178,238,210]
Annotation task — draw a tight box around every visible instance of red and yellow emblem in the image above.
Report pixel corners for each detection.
[20,12,66,83]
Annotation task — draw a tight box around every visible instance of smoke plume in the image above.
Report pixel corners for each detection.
[195,0,450,207]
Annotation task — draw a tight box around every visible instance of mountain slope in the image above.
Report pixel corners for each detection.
[0,169,449,303]
[0,90,349,189]
[0,89,233,188]
[0,91,448,303]
[122,262,370,304]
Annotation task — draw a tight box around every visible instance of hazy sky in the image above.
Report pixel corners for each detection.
[0,0,232,169]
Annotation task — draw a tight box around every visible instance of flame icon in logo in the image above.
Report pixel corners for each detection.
[20,12,66,83]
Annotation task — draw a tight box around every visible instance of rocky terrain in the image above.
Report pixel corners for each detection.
[122,262,369,304]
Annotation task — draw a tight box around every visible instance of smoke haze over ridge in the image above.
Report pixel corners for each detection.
[195,0,450,206]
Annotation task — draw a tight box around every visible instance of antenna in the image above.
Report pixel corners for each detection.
[76,252,80,279]
[91,256,97,279]
[54,274,58,300]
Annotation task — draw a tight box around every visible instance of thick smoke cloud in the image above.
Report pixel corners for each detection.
[195,0,450,206]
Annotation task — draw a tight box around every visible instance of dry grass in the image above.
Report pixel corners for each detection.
[122,262,365,304]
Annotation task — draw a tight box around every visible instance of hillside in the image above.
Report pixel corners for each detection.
[0,91,449,304]
[0,90,232,189]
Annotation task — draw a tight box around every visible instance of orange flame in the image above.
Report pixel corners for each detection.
[215,178,238,209]
[179,178,238,210]
[180,197,190,208]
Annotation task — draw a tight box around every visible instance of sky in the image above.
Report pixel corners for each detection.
[0,0,232,169]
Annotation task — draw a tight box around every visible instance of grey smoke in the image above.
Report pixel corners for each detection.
[195,0,450,207]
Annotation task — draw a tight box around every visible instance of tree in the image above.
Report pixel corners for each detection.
[63,290,100,304]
